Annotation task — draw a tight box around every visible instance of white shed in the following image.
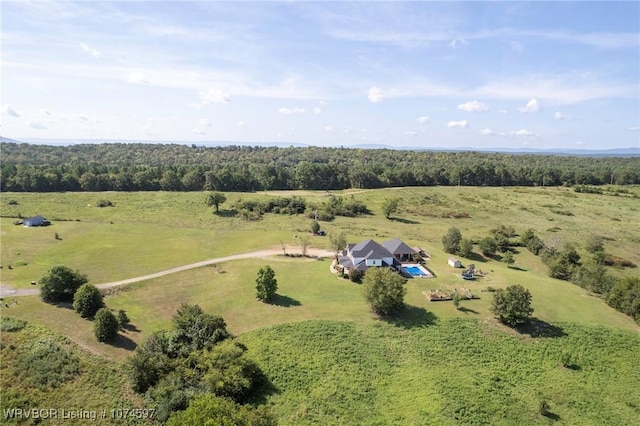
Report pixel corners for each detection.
[448,257,462,268]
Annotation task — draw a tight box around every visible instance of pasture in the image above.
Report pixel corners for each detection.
[1,186,639,423]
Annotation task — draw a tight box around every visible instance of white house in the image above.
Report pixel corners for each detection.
[338,238,418,273]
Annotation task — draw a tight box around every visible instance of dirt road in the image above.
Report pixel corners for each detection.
[0,246,334,297]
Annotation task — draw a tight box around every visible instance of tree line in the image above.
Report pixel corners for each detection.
[2,142,639,192]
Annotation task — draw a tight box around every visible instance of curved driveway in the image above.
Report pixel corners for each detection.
[0,247,334,298]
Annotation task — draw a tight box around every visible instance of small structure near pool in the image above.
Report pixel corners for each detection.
[448,257,462,268]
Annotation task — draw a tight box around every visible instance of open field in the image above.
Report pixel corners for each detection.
[1,186,639,289]
[239,319,640,425]
[1,186,639,423]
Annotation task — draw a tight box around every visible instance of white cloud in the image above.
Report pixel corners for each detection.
[237,121,246,128]
[193,128,206,135]
[278,107,305,115]
[1,104,20,117]
[519,98,542,113]
[313,107,322,114]
[325,126,335,133]
[499,109,508,114]
[480,128,537,137]
[39,108,52,116]
[457,100,489,112]
[80,42,100,59]
[404,131,418,136]
[368,86,384,103]
[511,129,536,137]
[29,121,48,130]
[628,126,640,131]
[447,120,468,128]
[127,72,150,85]
[199,118,212,127]
[554,112,566,120]
[199,88,231,104]
[449,38,468,48]
[416,116,430,124]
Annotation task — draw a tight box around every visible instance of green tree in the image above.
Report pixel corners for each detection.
[310,220,320,234]
[458,238,473,258]
[607,277,640,322]
[194,340,260,400]
[442,227,462,254]
[205,192,227,213]
[479,236,498,256]
[381,197,400,219]
[502,251,515,268]
[40,266,88,303]
[117,310,130,329]
[329,231,347,259]
[363,267,407,316]
[94,308,119,342]
[255,266,278,302]
[166,394,275,426]
[72,283,104,318]
[490,284,534,327]
[170,304,230,355]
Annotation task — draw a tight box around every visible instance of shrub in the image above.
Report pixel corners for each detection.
[73,283,104,318]
[349,269,364,283]
[94,308,119,342]
[1,316,27,332]
[96,199,113,207]
[17,338,80,389]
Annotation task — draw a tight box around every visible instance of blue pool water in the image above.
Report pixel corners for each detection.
[403,265,429,277]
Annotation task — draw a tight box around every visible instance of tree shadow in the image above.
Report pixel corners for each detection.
[465,252,488,263]
[383,305,438,329]
[52,301,75,310]
[457,306,479,315]
[509,266,528,272]
[270,294,302,308]
[123,323,141,333]
[516,318,566,338]
[247,369,280,405]
[389,217,420,225]
[214,209,237,217]
[109,333,137,351]
[543,412,561,421]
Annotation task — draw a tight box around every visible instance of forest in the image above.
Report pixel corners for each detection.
[1,142,639,192]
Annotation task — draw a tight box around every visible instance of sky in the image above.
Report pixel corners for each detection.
[1,0,639,149]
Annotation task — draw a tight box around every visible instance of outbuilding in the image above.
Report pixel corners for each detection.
[23,216,48,227]
[448,257,462,268]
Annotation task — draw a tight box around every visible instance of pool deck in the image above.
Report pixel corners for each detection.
[401,263,434,278]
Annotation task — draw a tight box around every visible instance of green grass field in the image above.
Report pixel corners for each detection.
[239,319,640,425]
[1,187,639,424]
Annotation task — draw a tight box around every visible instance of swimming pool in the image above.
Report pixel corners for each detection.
[402,264,433,278]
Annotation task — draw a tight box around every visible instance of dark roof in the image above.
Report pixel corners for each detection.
[25,215,45,221]
[350,239,394,260]
[382,238,416,256]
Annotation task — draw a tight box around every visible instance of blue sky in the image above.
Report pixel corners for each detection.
[1,1,639,149]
